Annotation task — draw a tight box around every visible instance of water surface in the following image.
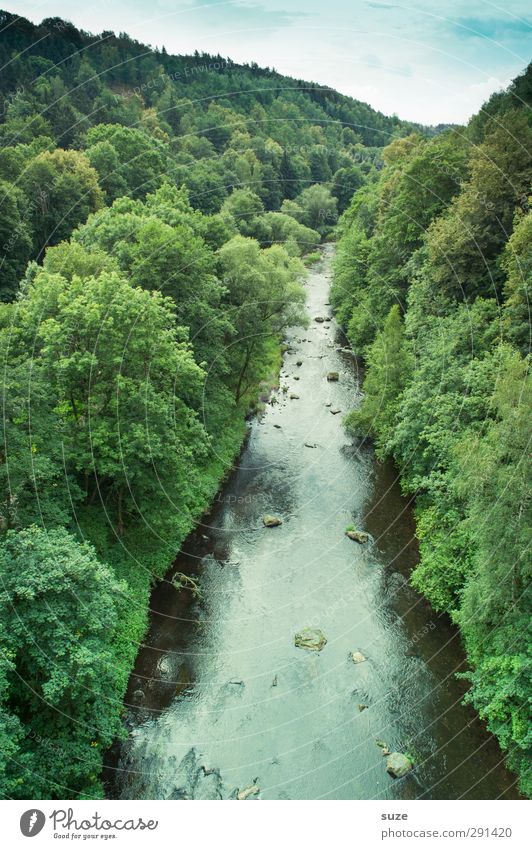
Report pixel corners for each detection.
[108,247,519,800]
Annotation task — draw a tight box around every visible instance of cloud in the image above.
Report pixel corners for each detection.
[362,53,412,77]
[182,0,307,29]
[451,16,532,40]
[366,2,400,9]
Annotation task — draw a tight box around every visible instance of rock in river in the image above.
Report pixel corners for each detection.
[237,784,260,800]
[350,651,366,664]
[263,515,282,527]
[314,316,325,323]
[346,529,369,543]
[295,628,327,651]
[327,371,339,381]
[386,752,413,778]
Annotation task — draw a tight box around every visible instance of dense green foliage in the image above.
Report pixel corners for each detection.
[0,12,420,798]
[0,527,124,797]
[0,8,423,304]
[334,66,532,796]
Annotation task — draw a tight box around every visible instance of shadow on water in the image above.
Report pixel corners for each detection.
[104,246,521,801]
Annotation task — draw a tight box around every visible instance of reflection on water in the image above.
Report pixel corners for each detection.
[106,247,520,801]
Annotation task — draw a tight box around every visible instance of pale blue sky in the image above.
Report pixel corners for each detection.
[7,0,532,123]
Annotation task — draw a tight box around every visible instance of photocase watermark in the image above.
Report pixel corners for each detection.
[19,807,159,838]
[20,809,45,837]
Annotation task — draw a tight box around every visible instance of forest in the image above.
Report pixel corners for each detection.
[0,8,530,801]
[332,64,532,797]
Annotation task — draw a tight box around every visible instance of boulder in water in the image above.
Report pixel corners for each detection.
[350,651,366,664]
[314,316,325,323]
[386,752,413,778]
[289,393,300,399]
[295,628,327,651]
[263,515,282,527]
[346,529,369,543]
[237,784,260,800]
[327,371,339,381]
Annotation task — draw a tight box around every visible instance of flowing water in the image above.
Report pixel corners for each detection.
[107,246,520,800]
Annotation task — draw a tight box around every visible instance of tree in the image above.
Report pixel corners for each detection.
[0,299,85,531]
[331,165,365,213]
[83,124,167,199]
[292,184,338,234]
[454,355,532,797]
[221,188,265,236]
[172,161,227,214]
[344,305,411,456]
[12,267,208,537]
[73,193,230,372]
[20,149,103,258]
[218,236,306,401]
[85,140,128,202]
[425,113,532,303]
[0,181,33,301]
[309,144,332,182]
[502,210,532,355]
[0,526,125,798]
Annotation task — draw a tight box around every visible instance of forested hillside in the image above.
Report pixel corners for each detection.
[332,65,532,797]
[0,8,425,304]
[0,11,422,799]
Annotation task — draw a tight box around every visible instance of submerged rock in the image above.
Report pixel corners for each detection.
[346,529,369,543]
[330,408,342,415]
[132,688,145,703]
[289,393,300,400]
[296,360,303,366]
[350,651,366,664]
[386,752,413,778]
[263,515,282,527]
[376,739,390,756]
[327,371,339,381]
[295,628,327,651]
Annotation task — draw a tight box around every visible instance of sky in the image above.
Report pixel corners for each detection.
[5,0,532,123]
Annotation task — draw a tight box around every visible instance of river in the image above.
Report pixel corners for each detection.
[106,246,519,800]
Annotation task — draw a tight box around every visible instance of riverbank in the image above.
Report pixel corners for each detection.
[95,329,284,796]
[106,246,519,800]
